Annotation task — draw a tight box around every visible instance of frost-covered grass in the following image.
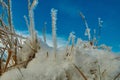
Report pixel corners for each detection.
[0,0,120,80]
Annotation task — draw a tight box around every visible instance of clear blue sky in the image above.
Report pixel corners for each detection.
[11,0,120,52]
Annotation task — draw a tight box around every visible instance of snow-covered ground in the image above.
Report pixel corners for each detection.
[0,38,120,80]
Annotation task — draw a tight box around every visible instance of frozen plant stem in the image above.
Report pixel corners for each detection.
[68,32,75,56]
[98,64,101,80]
[8,0,13,32]
[51,8,57,59]
[80,12,91,41]
[98,18,103,41]
[0,0,8,9]
[73,64,87,80]
[93,29,97,46]
[14,38,18,65]
[24,15,30,32]
[42,22,47,43]
[4,49,12,72]
[28,0,38,41]
[8,0,14,48]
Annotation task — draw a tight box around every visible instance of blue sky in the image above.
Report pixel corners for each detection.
[11,0,120,52]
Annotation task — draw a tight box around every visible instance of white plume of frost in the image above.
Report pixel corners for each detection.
[51,8,57,58]
[28,0,38,41]
[67,32,76,46]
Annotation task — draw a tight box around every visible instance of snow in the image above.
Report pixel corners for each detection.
[0,38,120,80]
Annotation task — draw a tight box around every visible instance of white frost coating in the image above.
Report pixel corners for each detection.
[67,32,76,47]
[31,0,38,10]
[1,39,120,80]
[51,8,57,58]
[71,32,76,46]
[85,28,91,40]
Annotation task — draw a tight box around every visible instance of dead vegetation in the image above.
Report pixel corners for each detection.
[0,0,40,76]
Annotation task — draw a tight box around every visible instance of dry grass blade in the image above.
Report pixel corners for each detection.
[0,28,26,39]
[0,59,2,76]
[73,64,87,80]
[0,0,8,9]
[17,67,24,77]
[7,0,13,33]
[0,19,8,29]
[13,38,18,65]
[113,73,120,80]
[4,49,12,72]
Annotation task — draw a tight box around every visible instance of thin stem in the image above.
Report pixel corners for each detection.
[73,64,87,80]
